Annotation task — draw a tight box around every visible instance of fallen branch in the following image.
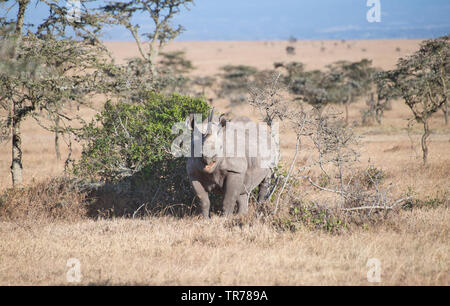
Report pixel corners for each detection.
[341,197,412,211]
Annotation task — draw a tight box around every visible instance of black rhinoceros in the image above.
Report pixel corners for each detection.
[185,109,280,217]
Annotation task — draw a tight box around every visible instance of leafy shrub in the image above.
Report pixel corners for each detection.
[355,165,386,188]
[317,173,330,188]
[73,93,210,217]
[75,92,210,181]
[272,199,347,234]
[401,189,448,210]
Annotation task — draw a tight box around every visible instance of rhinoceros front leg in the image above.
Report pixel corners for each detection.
[191,179,210,218]
[223,173,244,216]
[237,194,249,215]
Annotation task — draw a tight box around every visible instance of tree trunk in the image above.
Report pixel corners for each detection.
[148,39,159,77]
[375,97,387,125]
[11,102,23,187]
[375,108,382,125]
[443,101,448,125]
[10,0,29,187]
[15,0,29,35]
[54,116,61,160]
[344,102,349,126]
[421,119,430,166]
[344,93,352,126]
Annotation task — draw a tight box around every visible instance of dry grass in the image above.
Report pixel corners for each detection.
[0,39,449,285]
[0,207,448,285]
[0,177,88,223]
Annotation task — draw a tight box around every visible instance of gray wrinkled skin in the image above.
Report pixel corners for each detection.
[186,111,279,218]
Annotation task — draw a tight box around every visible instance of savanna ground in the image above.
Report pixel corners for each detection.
[0,39,449,285]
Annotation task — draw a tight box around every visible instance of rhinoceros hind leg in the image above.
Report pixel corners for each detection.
[223,174,243,216]
[257,176,270,203]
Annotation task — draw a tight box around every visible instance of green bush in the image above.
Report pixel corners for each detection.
[72,93,210,217]
[75,92,210,181]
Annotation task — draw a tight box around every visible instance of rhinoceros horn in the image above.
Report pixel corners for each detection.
[206,108,215,135]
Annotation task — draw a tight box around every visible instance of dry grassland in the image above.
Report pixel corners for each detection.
[0,209,448,285]
[0,40,449,285]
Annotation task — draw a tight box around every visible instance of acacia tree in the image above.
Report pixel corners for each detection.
[280,60,374,118]
[365,70,401,125]
[326,59,375,125]
[216,65,258,105]
[0,0,109,187]
[386,35,449,165]
[362,69,400,125]
[192,75,216,97]
[287,67,343,114]
[101,0,193,77]
[157,50,194,94]
[291,69,330,110]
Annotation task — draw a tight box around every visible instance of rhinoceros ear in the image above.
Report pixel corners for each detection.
[207,108,215,123]
[219,114,227,127]
[185,114,194,130]
[205,108,214,134]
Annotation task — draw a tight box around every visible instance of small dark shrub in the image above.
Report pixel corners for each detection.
[359,166,386,188]
[0,177,88,222]
[288,36,297,44]
[286,46,296,55]
[401,190,448,210]
[318,173,330,188]
[273,199,347,234]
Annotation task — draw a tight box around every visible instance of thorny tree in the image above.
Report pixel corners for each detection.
[101,0,193,77]
[325,59,375,125]
[248,72,289,127]
[279,60,375,120]
[249,73,408,217]
[289,68,332,111]
[361,70,401,125]
[0,0,109,187]
[384,35,449,165]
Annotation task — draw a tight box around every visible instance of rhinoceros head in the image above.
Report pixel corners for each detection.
[186,108,227,173]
